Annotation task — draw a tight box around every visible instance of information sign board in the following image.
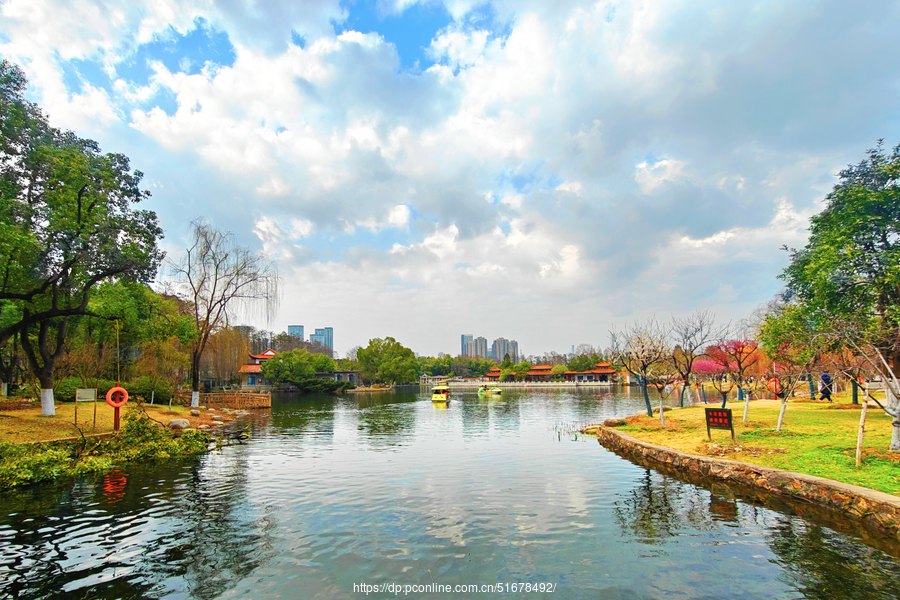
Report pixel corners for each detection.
[76,389,97,402]
[705,407,735,441]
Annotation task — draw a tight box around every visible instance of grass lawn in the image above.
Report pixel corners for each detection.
[610,391,900,496]
[0,402,230,444]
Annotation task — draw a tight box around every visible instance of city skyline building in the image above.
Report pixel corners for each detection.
[310,327,334,353]
[465,336,489,359]
[461,334,473,356]
[462,333,519,361]
[288,325,304,341]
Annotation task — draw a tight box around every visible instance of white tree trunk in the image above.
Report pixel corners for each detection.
[41,388,55,417]
[742,393,750,424]
[776,400,787,431]
[856,398,868,467]
[887,384,900,452]
[191,391,200,408]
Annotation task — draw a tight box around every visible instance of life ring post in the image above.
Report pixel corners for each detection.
[106,386,129,431]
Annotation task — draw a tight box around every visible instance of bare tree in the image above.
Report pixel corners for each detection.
[671,309,723,407]
[168,219,280,404]
[825,322,900,451]
[611,317,672,417]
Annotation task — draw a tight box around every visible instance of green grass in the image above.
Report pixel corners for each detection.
[610,394,900,496]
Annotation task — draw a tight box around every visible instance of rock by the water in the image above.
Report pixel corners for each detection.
[210,415,224,422]
[198,424,210,431]
[168,419,190,430]
[190,409,201,417]
[603,418,626,427]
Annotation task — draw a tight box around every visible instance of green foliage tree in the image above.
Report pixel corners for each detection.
[357,337,418,384]
[567,353,599,372]
[0,60,163,415]
[757,303,822,430]
[781,141,900,449]
[261,348,335,384]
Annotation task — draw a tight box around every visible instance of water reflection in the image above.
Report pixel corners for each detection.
[767,518,900,600]
[1,387,899,599]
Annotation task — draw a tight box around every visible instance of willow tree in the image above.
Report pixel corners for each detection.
[168,220,279,404]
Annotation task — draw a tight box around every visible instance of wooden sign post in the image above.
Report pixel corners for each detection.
[75,389,97,430]
[705,407,735,442]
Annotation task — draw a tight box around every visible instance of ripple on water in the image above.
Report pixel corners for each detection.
[2,389,900,599]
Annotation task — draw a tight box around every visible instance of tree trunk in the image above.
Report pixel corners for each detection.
[851,379,859,405]
[679,384,686,408]
[808,374,815,399]
[776,399,787,431]
[641,382,652,417]
[742,388,750,424]
[191,350,201,392]
[39,375,54,417]
[888,384,900,453]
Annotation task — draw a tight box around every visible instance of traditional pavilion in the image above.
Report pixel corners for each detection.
[238,349,278,389]
[564,362,617,382]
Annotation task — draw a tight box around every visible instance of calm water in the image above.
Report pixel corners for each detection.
[1,387,899,599]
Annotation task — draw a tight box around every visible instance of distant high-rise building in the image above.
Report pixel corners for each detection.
[492,337,512,362]
[310,327,334,353]
[288,325,304,341]
[461,334,473,356]
[511,340,519,363]
[466,336,488,359]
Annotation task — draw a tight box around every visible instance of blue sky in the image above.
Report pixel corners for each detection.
[2,0,899,356]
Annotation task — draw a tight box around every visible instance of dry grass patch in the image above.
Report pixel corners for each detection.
[0,402,236,444]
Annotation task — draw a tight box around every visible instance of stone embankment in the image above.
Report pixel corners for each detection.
[586,424,900,542]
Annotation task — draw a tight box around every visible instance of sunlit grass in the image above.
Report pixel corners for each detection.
[607,392,900,495]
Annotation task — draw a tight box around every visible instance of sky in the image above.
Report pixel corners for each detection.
[2,0,899,358]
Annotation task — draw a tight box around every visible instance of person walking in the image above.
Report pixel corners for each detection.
[820,372,833,402]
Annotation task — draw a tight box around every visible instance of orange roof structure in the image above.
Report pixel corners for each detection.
[249,349,278,360]
[238,364,263,374]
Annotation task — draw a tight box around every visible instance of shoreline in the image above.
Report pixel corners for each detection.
[587,424,900,543]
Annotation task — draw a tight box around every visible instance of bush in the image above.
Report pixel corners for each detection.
[53,377,118,402]
[0,409,210,490]
[125,376,174,403]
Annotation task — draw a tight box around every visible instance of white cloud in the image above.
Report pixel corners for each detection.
[3,0,897,354]
[635,158,686,194]
[555,181,582,195]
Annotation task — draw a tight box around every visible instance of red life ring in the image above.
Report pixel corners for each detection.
[106,386,129,408]
[767,378,781,393]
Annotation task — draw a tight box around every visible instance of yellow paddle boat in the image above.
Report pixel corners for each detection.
[431,385,451,402]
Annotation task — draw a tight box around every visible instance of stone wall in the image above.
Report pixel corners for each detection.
[594,426,900,542]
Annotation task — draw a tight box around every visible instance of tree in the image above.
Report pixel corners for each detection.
[611,317,672,417]
[757,303,822,431]
[705,335,762,420]
[0,60,164,415]
[261,348,335,384]
[168,219,280,404]
[567,353,600,372]
[671,309,722,407]
[781,141,900,449]
[356,337,418,384]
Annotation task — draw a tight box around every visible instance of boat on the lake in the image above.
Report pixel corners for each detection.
[477,385,502,396]
[431,386,451,402]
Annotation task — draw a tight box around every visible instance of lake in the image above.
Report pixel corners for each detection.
[1,387,899,599]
